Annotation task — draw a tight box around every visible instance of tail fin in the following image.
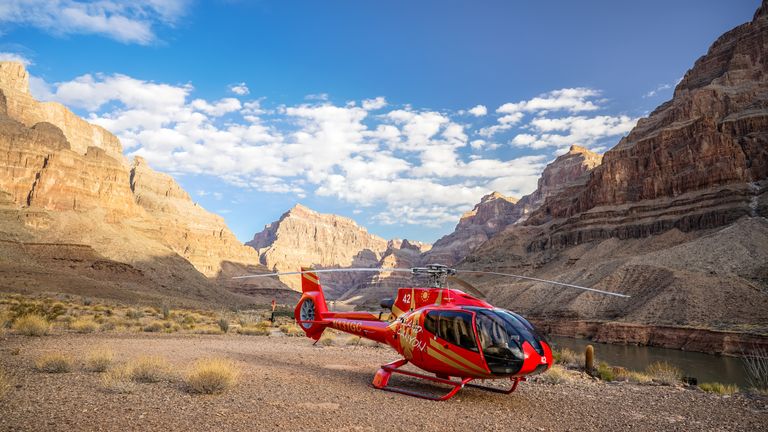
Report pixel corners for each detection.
[294,267,329,340]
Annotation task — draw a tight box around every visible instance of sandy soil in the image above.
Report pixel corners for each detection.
[1,332,766,432]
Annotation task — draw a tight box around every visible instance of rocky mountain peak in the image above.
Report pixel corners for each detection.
[0,62,29,95]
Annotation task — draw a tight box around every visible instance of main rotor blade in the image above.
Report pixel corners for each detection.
[446,276,487,299]
[456,270,630,298]
[232,267,415,279]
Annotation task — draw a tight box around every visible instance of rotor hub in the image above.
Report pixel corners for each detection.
[411,264,456,288]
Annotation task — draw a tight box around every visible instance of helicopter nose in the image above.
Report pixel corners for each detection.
[517,340,553,376]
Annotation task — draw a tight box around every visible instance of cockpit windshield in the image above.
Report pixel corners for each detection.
[468,307,546,375]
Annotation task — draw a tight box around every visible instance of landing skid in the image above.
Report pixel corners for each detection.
[371,359,522,401]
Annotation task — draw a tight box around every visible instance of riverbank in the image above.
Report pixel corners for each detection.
[2,332,767,431]
[531,320,768,356]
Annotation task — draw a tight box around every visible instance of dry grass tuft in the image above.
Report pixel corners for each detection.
[127,356,170,383]
[35,353,73,373]
[101,365,136,393]
[319,333,335,346]
[0,367,10,398]
[645,361,683,385]
[13,314,49,336]
[539,365,572,384]
[237,325,270,336]
[615,369,653,384]
[699,382,739,395]
[69,317,98,333]
[279,323,304,337]
[142,321,164,333]
[86,347,114,372]
[553,348,581,368]
[185,358,239,394]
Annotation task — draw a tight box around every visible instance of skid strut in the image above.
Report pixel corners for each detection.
[371,359,522,401]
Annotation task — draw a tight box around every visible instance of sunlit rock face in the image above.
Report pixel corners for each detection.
[0,62,288,304]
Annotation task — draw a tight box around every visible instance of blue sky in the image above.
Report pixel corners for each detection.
[0,0,759,243]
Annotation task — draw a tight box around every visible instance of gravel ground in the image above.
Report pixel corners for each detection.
[1,332,766,432]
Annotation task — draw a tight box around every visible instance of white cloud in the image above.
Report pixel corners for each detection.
[362,96,387,110]
[229,82,249,96]
[468,104,487,117]
[32,72,629,228]
[0,1,189,45]
[0,52,32,66]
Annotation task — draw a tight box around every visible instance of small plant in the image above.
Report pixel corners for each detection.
[70,317,98,333]
[82,297,93,306]
[615,369,652,384]
[319,333,335,346]
[345,336,362,346]
[185,358,239,394]
[237,326,270,336]
[86,348,114,372]
[125,309,144,320]
[585,345,594,371]
[554,348,580,368]
[539,365,572,384]
[128,356,170,383]
[595,362,615,381]
[35,353,73,373]
[0,367,10,398]
[101,365,136,393]
[217,318,229,333]
[645,361,683,385]
[143,321,164,333]
[699,382,739,395]
[742,346,768,393]
[13,314,49,336]
[279,323,304,337]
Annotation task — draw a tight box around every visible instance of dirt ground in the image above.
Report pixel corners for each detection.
[1,332,767,432]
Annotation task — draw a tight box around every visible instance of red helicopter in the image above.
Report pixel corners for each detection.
[236,264,628,401]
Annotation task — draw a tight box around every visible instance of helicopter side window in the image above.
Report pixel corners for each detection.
[424,310,477,352]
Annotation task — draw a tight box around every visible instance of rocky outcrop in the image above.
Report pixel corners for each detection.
[248,204,390,292]
[423,145,603,266]
[421,192,520,266]
[461,3,768,335]
[247,205,433,296]
[0,63,122,159]
[0,62,289,305]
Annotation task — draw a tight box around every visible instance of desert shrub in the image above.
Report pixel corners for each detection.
[0,367,10,398]
[217,318,230,333]
[10,301,66,321]
[35,353,73,373]
[553,348,580,368]
[345,336,362,346]
[193,326,224,335]
[279,323,304,337]
[82,297,92,306]
[237,325,270,336]
[101,365,136,394]
[162,305,170,320]
[143,321,164,333]
[645,361,682,385]
[595,362,615,381]
[125,309,144,320]
[743,346,768,392]
[165,323,181,333]
[13,314,49,336]
[70,317,98,333]
[128,356,170,383]
[539,365,571,384]
[615,369,653,384]
[100,320,116,332]
[86,348,114,372]
[185,358,239,394]
[319,333,335,346]
[699,382,739,395]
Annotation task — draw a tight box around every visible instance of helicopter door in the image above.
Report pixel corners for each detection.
[422,310,488,377]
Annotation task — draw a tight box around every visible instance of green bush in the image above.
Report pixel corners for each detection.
[596,362,615,381]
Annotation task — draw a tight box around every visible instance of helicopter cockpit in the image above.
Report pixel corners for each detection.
[423,307,548,376]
